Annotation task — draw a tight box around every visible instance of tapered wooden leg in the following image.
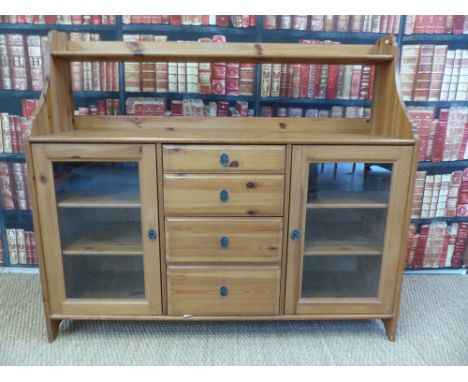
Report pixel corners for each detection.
[383,318,397,342]
[46,318,61,342]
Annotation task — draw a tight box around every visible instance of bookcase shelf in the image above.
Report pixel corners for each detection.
[405,100,468,108]
[0,153,26,162]
[411,216,468,225]
[418,160,468,174]
[402,34,468,45]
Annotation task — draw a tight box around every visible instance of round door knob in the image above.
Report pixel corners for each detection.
[290,229,300,241]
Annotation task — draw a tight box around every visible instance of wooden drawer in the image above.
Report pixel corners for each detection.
[165,217,283,263]
[163,145,286,173]
[167,266,280,316]
[163,174,285,216]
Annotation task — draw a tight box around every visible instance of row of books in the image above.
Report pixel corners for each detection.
[262,15,400,33]
[259,105,371,118]
[123,96,373,118]
[0,113,29,153]
[406,222,468,269]
[70,33,119,92]
[4,228,38,266]
[412,169,468,219]
[405,16,468,35]
[0,162,30,211]
[0,34,48,91]
[123,34,254,95]
[0,15,116,25]
[125,97,253,117]
[400,46,468,101]
[75,99,121,116]
[0,32,118,92]
[0,32,119,92]
[260,54,375,100]
[408,106,468,162]
[122,15,256,28]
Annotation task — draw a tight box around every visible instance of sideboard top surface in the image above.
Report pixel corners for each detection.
[29,116,415,146]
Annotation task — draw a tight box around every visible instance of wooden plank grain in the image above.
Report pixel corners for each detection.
[52,40,394,64]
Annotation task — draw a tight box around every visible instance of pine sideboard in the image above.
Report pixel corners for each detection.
[25,31,417,341]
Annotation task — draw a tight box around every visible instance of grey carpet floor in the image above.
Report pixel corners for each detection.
[0,272,467,365]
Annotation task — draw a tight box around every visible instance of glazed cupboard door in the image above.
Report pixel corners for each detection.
[32,144,162,316]
[285,145,412,316]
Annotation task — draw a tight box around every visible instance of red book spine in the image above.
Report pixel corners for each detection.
[349,65,362,99]
[434,15,446,34]
[406,224,417,268]
[452,222,468,267]
[413,45,435,101]
[291,64,301,98]
[7,34,29,91]
[424,15,435,34]
[414,15,426,34]
[417,118,432,162]
[106,62,114,92]
[286,64,294,97]
[326,64,339,99]
[216,16,229,27]
[447,171,463,217]
[279,64,288,97]
[438,230,451,267]
[299,64,310,98]
[414,225,430,269]
[169,16,182,25]
[458,121,468,160]
[9,116,17,153]
[431,119,447,162]
[91,15,101,25]
[313,64,322,98]
[358,65,372,100]
[453,15,465,34]
[368,66,376,100]
[0,163,15,210]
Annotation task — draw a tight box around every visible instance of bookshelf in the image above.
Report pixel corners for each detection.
[0,15,467,273]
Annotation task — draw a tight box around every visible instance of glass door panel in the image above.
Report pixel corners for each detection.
[53,161,145,300]
[302,162,392,300]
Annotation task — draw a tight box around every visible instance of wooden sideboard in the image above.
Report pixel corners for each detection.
[25,31,417,341]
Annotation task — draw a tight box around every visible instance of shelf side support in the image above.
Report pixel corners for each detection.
[370,35,414,139]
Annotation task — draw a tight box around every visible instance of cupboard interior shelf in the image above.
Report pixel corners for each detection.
[55,163,140,208]
[61,221,143,256]
[304,241,382,256]
[307,189,389,209]
[57,198,141,209]
[303,217,384,257]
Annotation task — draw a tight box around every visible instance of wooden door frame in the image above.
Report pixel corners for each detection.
[284,145,413,315]
[32,143,162,316]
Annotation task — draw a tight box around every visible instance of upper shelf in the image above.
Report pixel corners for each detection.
[51,39,395,64]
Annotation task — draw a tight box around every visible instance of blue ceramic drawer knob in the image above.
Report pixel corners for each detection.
[219,236,230,248]
[220,153,229,167]
[219,285,229,297]
[219,189,229,203]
